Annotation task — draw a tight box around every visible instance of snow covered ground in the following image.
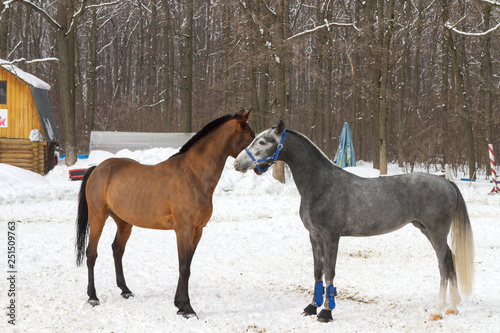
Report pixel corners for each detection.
[1,149,499,333]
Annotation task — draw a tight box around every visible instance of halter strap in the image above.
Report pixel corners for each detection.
[245,129,286,175]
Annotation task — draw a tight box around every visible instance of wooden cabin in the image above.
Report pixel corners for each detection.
[0,59,60,175]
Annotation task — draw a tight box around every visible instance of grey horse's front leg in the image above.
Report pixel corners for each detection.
[317,235,340,322]
[303,233,324,316]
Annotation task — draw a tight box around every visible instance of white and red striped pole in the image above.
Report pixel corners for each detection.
[489,144,500,194]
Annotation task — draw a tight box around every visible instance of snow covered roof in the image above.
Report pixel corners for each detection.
[0,58,51,90]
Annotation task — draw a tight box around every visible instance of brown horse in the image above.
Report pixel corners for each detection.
[75,110,254,318]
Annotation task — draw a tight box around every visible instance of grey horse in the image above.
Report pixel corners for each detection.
[234,120,474,322]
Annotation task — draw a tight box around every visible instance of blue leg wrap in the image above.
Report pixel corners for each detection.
[314,281,324,306]
[326,285,337,309]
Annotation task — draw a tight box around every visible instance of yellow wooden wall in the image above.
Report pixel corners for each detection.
[0,67,44,140]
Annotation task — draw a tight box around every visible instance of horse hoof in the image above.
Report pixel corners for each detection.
[121,292,134,299]
[445,309,458,316]
[428,314,442,321]
[177,310,198,319]
[88,299,100,307]
[303,304,317,316]
[183,313,198,319]
[317,309,333,323]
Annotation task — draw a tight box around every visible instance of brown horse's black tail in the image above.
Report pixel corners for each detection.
[76,166,97,267]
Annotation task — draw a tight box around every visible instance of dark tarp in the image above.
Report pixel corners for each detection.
[30,86,60,142]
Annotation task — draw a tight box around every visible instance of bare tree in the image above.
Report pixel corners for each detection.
[2,0,498,174]
[0,1,9,58]
[7,0,119,166]
[377,0,395,175]
[442,0,476,179]
[480,2,494,175]
[183,0,194,132]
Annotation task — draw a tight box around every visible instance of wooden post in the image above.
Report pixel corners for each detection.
[272,160,286,184]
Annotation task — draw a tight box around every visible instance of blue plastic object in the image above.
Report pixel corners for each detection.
[314,281,324,306]
[326,285,337,309]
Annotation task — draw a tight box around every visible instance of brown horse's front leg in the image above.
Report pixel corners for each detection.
[174,228,203,318]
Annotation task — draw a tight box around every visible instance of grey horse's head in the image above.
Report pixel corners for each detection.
[234,119,285,174]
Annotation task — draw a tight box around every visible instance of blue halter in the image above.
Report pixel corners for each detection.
[245,129,286,175]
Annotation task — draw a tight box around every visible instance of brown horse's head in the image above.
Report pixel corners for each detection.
[228,109,255,158]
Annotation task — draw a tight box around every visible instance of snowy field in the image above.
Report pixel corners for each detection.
[1,148,499,333]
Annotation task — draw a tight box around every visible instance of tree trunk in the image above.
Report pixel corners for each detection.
[248,64,260,122]
[440,33,450,168]
[57,0,78,166]
[271,0,290,183]
[148,4,158,107]
[326,36,334,157]
[274,0,288,120]
[308,4,328,142]
[308,36,326,141]
[361,0,379,168]
[183,0,194,132]
[442,0,475,179]
[247,12,260,129]
[480,3,493,175]
[222,2,232,115]
[0,3,9,59]
[163,0,175,132]
[87,7,97,134]
[258,64,270,129]
[396,0,410,168]
[378,0,395,175]
[409,3,423,171]
[136,4,145,130]
[351,0,362,161]
[202,1,213,126]
[21,7,30,59]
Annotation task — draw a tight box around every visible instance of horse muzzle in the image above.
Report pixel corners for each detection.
[233,152,250,173]
[233,160,247,173]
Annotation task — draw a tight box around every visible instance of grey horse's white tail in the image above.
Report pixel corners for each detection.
[450,182,474,297]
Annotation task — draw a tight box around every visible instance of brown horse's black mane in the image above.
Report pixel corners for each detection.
[169,113,240,159]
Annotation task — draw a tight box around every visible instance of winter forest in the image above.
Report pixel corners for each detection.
[0,0,499,177]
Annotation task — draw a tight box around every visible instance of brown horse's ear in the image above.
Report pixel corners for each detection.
[239,109,252,122]
[272,117,285,133]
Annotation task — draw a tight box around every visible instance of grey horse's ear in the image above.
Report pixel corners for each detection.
[272,117,285,133]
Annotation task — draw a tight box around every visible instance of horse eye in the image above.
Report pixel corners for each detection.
[259,141,266,146]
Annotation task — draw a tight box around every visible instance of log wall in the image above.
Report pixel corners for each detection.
[0,138,47,175]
